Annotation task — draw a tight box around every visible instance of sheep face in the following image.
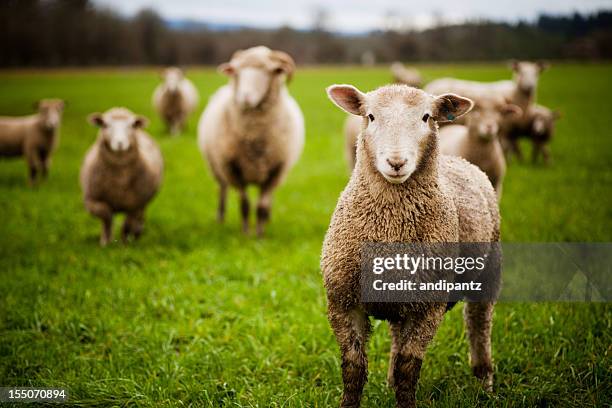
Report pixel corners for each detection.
[218,46,295,110]
[327,84,472,184]
[466,103,521,141]
[511,61,548,94]
[88,108,148,153]
[532,109,560,136]
[162,67,184,94]
[37,99,64,131]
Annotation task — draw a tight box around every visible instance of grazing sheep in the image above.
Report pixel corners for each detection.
[390,62,422,88]
[424,60,548,113]
[322,84,500,407]
[439,102,522,198]
[153,67,199,135]
[0,99,64,184]
[503,104,560,165]
[80,108,163,246]
[197,46,305,237]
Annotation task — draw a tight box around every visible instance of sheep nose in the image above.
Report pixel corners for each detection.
[387,158,407,172]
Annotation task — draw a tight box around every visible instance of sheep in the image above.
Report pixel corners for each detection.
[424,60,548,113]
[439,101,522,198]
[80,108,163,246]
[0,99,64,185]
[390,62,422,88]
[503,104,560,165]
[152,67,199,135]
[322,84,500,407]
[197,46,305,237]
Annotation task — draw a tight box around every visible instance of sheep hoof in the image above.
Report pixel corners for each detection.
[472,364,494,392]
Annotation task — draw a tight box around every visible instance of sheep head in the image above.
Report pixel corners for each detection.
[327,84,472,184]
[36,99,64,131]
[218,46,295,110]
[510,60,549,95]
[465,100,522,141]
[88,108,148,153]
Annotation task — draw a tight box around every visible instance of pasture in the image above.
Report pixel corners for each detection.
[0,64,610,406]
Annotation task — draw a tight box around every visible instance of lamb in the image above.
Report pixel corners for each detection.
[152,67,199,135]
[322,84,500,407]
[0,99,64,185]
[503,104,560,165]
[439,101,522,198]
[390,62,422,88]
[197,46,305,237]
[425,60,548,114]
[80,108,163,246]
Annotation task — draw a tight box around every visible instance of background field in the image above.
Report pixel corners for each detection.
[0,64,610,407]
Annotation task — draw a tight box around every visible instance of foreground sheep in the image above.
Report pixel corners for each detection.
[0,99,64,184]
[152,67,199,135]
[80,108,163,246]
[322,84,500,407]
[503,104,560,164]
[439,101,521,198]
[390,62,422,88]
[198,46,304,237]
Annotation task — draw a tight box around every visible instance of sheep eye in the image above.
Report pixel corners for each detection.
[368,113,375,122]
[273,67,284,75]
[422,113,430,122]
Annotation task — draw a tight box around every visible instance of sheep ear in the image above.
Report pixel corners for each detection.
[132,115,149,129]
[432,93,473,122]
[217,63,235,76]
[326,85,365,116]
[509,59,520,72]
[88,113,105,128]
[501,104,522,117]
[270,50,296,82]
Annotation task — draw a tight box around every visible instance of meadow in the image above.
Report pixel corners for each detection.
[0,64,610,407]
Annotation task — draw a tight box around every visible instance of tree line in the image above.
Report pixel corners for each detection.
[1,0,611,67]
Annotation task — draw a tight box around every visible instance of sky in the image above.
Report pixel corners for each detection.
[93,0,612,32]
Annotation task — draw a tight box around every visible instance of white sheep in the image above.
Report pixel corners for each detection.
[80,108,163,246]
[439,101,522,198]
[425,61,548,113]
[197,46,304,237]
[0,99,64,185]
[152,67,199,135]
[323,84,500,407]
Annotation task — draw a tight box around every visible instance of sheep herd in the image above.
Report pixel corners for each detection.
[0,47,560,407]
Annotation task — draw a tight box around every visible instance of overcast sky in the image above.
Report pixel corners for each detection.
[93,0,612,32]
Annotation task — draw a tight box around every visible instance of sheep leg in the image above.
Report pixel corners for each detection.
[39,149,50,179]
[256,164,283,237]
[392,305,445,408]
[387,322,401,388]
[329,307,370,408]
[26,150,43,186]
[464,302,494,391]
[217,184,227,223]
[122,210,144,242]
[85,199,113,246]
[239,188,250,234]
[532,141,541,164]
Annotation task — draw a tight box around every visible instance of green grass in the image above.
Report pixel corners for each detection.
[0,64,610,407]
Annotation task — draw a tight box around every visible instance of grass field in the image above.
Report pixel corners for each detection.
[0,64,610,407]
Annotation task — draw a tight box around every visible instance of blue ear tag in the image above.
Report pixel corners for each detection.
[447,114,455,121]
